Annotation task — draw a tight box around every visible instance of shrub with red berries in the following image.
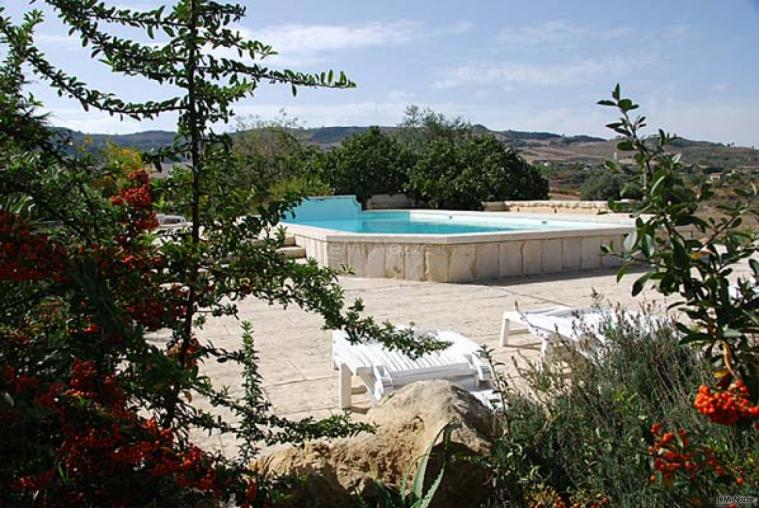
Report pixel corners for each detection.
[647,423,757,493]
[0,3,420,506]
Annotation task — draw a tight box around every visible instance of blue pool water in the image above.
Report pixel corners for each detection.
[285,210,599,235]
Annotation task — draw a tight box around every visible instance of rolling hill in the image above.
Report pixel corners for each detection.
[54,125,759,176]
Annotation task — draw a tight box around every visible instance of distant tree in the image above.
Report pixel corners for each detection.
[408,134,548,210]
[95,143,146,196]
[316,126,414,204]
[396,105,472,154]
[231,112,314,196]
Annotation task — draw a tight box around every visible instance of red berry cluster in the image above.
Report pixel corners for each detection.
[649,425,696,483]
[694,380,759,426]
[110,169,159,239]
[7,357,247,505]
[648,424,749,487]
[0,211,67,282]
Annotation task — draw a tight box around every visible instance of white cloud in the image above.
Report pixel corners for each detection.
[256,20,420,53]
[225,19,469,67]
[432,57,651,89]
[387,89,416,101]
[496,20,629,47]
[198,20,422,67]
[42,107,159,135]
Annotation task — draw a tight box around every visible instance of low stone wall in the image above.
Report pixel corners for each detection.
[366,193,413,210]
[290,229,631,283]
[483,200,614,214]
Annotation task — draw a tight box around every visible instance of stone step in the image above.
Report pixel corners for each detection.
[283,236,296,247]
[277,246,306,259]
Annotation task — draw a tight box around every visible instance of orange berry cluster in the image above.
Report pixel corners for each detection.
[694,380,759,426]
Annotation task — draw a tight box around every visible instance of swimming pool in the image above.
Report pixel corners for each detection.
[282,196,641,283]
[286,210,608,235]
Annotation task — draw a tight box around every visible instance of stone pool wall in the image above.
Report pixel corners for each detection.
[287,224,637,283]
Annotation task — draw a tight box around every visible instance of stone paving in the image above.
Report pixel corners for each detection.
[150,262,752,455]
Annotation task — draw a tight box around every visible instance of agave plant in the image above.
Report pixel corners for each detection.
[366,421,458,508]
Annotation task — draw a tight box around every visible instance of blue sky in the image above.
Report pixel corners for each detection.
[5,0,759,146]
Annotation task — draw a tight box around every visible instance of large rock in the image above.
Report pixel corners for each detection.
[253,380,495,507]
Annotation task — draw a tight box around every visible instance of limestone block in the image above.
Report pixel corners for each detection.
[562,237,581,270]
[326,242,346,268]
[498,241,523,277]
[474,243,499,280]
[404,245,425,281]
[541,239,563,273]
[581,237,602,269]
[424,246,449,282]
[346,243,367,275]
[522,241,542,275]
[384,244,405,279]
[366,245,386,278]
[448,245,475,282]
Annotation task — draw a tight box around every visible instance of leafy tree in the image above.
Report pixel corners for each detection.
[396,105,473,154]
[0,2,443,505]
[316,126,414,204]
[408,134,549,210]
[94,143,147,196]
[230,112,323,205]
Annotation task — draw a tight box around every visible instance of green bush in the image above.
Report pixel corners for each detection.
[408,134,548,210]
[478,307,758,507]
[315,126,414,205]
[229,115,322,206]
[580,172,624,200]
[268,174,331,202]
[581,171,642,201]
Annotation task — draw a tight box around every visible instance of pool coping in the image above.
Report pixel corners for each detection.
[282,209,636,245]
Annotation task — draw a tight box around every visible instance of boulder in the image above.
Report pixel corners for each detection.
[253,380,495,507]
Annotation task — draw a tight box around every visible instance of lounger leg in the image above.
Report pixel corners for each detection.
[500,312,511,347]
[338,363,352,410]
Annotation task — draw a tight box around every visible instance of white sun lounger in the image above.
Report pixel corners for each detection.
[500,306,662,368]
[332,328,493,409]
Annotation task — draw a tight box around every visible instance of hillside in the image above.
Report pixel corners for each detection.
[54,125,759,176]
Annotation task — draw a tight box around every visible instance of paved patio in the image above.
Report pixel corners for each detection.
[153,263,752,455]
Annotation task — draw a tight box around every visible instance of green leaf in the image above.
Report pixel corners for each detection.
[617,139,634,151]
[618,98,633,111]
[632,272,653,296]
[411,423,453,500]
